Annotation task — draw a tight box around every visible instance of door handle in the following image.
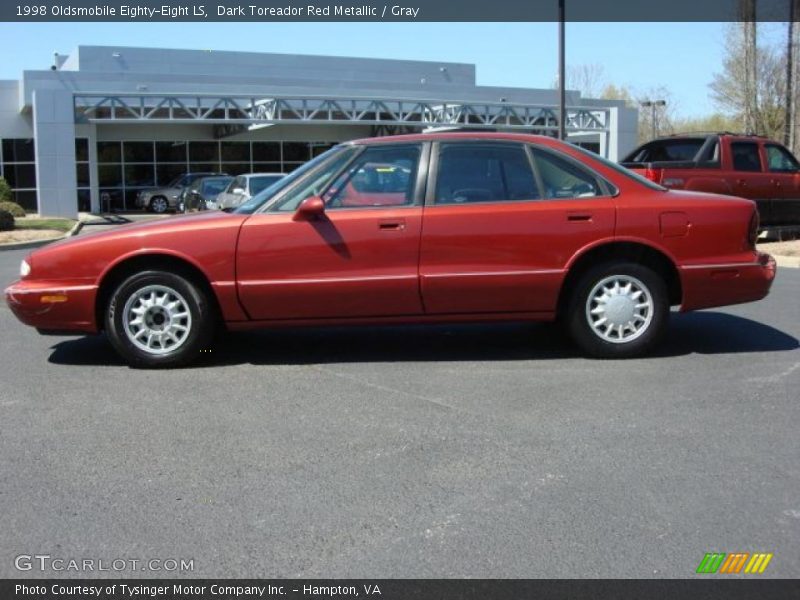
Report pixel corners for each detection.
[567,213,593,222]
[736,179,747,186]
[378,219,405,231]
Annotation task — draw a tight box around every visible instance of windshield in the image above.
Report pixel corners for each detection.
[166,174,188,188]
[234,145,353,214]
[570,144,668,192]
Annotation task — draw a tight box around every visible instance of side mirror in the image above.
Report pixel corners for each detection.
[294,196,325,220]
[232,187,245,195]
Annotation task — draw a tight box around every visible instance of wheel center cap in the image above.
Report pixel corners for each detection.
[145,307,170,331]
[605,295,635,324]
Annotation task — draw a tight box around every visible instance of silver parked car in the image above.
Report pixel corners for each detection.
[216,173,286,210]
[136,172,226,213]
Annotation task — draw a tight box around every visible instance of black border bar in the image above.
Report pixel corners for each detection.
[3,579,800,600]
[2,0,798,22]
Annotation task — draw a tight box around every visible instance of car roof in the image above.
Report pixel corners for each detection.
[197,175,233,182]
[349,131,557,145]
[242,172,287,177]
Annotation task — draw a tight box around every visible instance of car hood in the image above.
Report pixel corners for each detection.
[27,211,249,281]
[140,187,179,197]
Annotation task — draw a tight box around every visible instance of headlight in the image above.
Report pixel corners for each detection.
[20,259,31,278]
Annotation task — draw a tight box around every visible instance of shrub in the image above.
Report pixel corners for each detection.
[0,177,11,203]
[0,209,14,231]
[0,201,26,218]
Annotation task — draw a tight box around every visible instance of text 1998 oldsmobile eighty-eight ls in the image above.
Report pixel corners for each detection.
[5,133,777,367]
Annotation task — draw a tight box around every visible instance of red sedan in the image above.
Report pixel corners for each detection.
[5,133,777,367]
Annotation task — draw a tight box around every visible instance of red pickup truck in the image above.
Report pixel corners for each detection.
[620,133,800,226]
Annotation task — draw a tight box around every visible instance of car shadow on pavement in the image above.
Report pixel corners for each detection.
[47,311,798,368]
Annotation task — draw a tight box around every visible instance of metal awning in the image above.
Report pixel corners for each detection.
[74,93,611,134]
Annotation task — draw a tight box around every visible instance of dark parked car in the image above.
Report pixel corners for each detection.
[135,172,227,213]
[179,176,235,212]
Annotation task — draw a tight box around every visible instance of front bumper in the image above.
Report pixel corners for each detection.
[4,279,99,334]
[680,252,777,311]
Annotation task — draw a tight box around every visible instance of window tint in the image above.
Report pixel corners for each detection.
[250,175,283,196]
[434,143,538,204]
[531,148,601,199]
[201,178,232,197]
[324,144,420,208]
[765,144,800,172]
[626,139,704,162]
[731,142,762,172]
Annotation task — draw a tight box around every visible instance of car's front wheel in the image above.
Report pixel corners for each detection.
[105,271,213,367]
[149,196,169,213]
[566,262,668,358]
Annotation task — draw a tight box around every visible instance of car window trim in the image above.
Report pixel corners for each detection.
[425,140,617,208]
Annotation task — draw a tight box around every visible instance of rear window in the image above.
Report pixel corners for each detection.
[570,144,666,192]
[731,142,762,172]
[624,139,705,163]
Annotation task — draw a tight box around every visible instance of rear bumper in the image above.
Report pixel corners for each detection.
[4,279,99,334]
[679,252,777,311]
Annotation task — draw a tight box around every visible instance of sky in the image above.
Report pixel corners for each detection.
[0,21,782,118]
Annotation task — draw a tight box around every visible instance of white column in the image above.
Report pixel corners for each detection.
[32,89,78,218]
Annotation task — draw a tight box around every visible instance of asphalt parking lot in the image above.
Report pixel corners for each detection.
[1,246,798,578]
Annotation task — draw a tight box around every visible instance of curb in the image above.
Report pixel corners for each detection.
[0,220,83,252]
[774,254,800,269]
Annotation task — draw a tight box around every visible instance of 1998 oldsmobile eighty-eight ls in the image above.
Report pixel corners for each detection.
[5,133,777,367]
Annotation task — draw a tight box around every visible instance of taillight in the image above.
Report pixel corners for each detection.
[748,209,759,249]
[644,167,662,183]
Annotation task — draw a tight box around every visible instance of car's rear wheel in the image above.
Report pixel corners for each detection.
[566,262,668,358]
[105,271,213,368]
[149,196,168,213]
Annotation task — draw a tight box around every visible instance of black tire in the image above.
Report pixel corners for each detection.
[566,262,668,358]
[105,271,214,368]
[149,196,169,213]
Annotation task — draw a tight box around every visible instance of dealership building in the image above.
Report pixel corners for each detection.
[0,45,638,218]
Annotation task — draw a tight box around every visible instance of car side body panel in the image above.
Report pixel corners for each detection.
[4,133,776,342]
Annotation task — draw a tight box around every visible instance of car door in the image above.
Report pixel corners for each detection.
[419,141,616,315]
[236,143,427,320]
[764,142,800,224]
[729,141,773,219]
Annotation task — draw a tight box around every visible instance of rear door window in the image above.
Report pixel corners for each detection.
[530,148,601,199]
[433,143,539,204]
[731,142,763,172]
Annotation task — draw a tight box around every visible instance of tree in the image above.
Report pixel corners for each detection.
[0,177,12,204]
[710,23,788,141]
[555,64,607,99]
[602,84,678,143]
